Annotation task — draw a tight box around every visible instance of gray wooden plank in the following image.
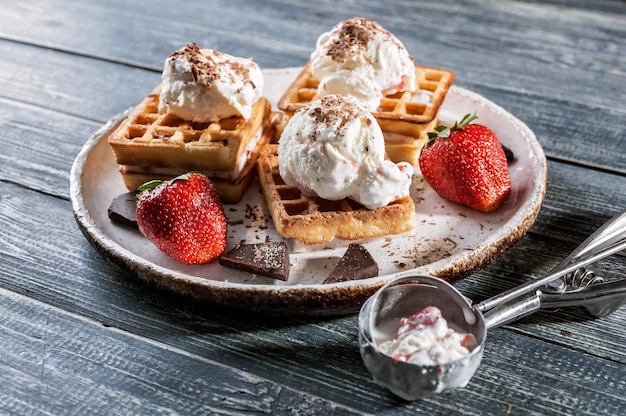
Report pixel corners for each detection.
[462,84,626,174]
[0,40,160,122]
[1,0,624,109]
[0,0,310,69]
[0,98,99,198]
[466,327,626,415]
[0,288,364,416]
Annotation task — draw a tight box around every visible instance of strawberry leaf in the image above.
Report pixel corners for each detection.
[136,172,201,194]
[137,179,164,193]
[455,112,479,129]
[427,112,479,143]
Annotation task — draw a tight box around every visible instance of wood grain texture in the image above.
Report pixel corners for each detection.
[1,179,624,414]
[2,0,624,106]
[0,288,365,416]
[0,0,625,414]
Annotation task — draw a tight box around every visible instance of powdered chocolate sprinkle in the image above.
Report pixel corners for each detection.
[219,242,290,281]
[167,42,249,88]
[305,95,363,133]
[325,17,401,63]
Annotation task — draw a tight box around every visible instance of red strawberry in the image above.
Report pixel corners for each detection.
[135,172,227,264]
[419,113,511,212]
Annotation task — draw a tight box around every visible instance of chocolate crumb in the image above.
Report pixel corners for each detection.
[502,144,516,163]
[325,17,401,63]
[304,95,364,133]
[167,42,253,88]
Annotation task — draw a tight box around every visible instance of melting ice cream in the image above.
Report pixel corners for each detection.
[378,306,477,366]
[159,42,263,122]
[310,17,416,111]
[278,94,413,209]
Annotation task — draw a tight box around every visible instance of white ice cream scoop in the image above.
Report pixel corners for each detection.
[310,17,416,111]
[159,42,263,122]
[278,94,413,209]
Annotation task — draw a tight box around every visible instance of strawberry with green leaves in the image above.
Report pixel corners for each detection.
[419,113,511,213]
[136,172,227,264]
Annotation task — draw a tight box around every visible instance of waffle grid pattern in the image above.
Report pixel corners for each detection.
[278,62,455,124]
[108,86,270,172]
[257,145,416,244]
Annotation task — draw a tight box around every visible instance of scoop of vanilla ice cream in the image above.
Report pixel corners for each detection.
[278,95,413,210]
[159,43,263,122]
[310,17,415,111]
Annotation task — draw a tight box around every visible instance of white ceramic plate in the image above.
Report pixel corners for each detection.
[70,68,547,315]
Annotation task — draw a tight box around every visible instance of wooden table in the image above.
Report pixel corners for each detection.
[1,1,625,414]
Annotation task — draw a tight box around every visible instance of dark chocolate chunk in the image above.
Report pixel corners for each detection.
[219,242,290,281]
[108,192,138,228]
[501,144,516,163]
[323,244,378,284]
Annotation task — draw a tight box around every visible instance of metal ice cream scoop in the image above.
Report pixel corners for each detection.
[359,208,626,401]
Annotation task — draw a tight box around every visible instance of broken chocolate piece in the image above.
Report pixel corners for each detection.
[108,192,138,228]
[324,244,378,284]
[501,144,516,163]
[219,242,290,281]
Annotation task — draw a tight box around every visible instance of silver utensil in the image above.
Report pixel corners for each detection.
[476,207,626,319]
[359,208,626,401]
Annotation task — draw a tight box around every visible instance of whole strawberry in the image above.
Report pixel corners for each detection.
[419,113,511,212]
[136,172,227,264]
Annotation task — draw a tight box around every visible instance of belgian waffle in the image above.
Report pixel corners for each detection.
[257,145,416,245]
[277,62,455,165]
[108,85,274,203]
[116,118,275,204]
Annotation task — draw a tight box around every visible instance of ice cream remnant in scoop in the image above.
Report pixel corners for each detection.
[159,42,263,122]
[310,17,416,111]
[278,94,413,210]
[377,306,477,366]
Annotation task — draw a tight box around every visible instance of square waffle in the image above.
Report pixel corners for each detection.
[108,85,274,203]
[277,62,455,165]
[257,145,416,245]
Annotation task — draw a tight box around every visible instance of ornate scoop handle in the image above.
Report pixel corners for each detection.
[477,208,626,316]
[540,268,626,318]
[543,268,604,294]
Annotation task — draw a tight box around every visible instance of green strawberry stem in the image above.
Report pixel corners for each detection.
[137,179,165,193]
[136,172,199,196]
[427,112,479,142]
